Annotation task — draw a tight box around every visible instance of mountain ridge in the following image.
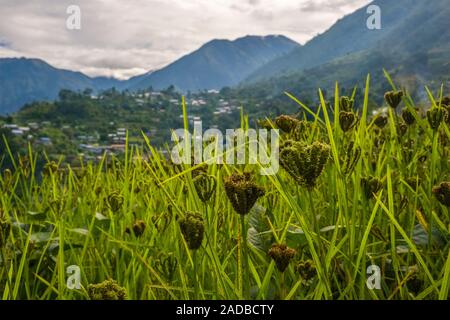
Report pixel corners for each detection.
[125,35,299,91]
[0,35,299,114]
[244,0,421,83]
[238,0,450,100]
[0,57,124,114]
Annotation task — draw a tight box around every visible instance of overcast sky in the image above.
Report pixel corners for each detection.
[0,0,371,79]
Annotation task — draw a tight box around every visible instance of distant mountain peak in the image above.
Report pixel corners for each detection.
[126,34,299,92]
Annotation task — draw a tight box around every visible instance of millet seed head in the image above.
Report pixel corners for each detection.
[402,108,416,126]
[18,155,30,170]
[405,176,421,189]
[339,96,354,112]
[361,176,383,199]
[443,105,450,126]
[107,191,124,212]
[193,173,216,203]
[374,115,388,129]
[275,115,300,133]
[339,111,358,132]
[223,173,265,215]
[0,218,11,248]
[397,121,408,137]
[342,142,361,176]
[43,161,59,176]
[191,164,208,179]
[384,90,404,109]
[178,212,204,250]
[125,219,146,237]
[427,107,445,130]
[432,182,450,207]
[87,279,127,300]
[2,169,12,187]
[280,140,331,189]
[268,244,296,273]
[296,259,316,281]
[257,119,273,130]
[290,120,309,141]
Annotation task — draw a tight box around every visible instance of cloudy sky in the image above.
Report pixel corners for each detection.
[0,0,371,79]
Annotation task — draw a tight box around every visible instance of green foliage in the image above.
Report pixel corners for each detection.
[0,80,450,301]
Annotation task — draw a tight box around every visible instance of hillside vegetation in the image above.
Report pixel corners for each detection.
[1,77,449,300]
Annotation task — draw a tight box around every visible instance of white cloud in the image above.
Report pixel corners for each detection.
[0,0,371,79]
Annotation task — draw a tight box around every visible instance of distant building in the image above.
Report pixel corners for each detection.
[11,129,24,135]
[109,144,126,152]
[2,124,18,129]
[117,129,126,137]
[39,137,52,145]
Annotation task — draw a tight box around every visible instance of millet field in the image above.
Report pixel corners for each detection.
[1,75,450,300]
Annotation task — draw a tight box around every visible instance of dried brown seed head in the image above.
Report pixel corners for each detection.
[432,182,450,207]
[126,219,146,237]
[339,111,358,132]
[402,108,417,126]
[384,90,404,109]
[268,244,296,272]
[374,115,388,128]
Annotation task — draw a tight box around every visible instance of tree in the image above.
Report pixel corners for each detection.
[59,89,78,101]
[83,88,93,96]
